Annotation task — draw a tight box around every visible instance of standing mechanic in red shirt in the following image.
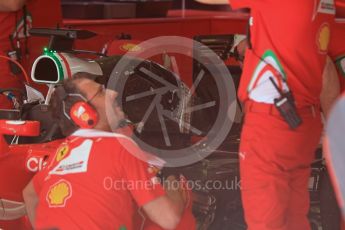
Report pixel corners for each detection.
[0,0,27,109]
[197,0,345,229]
[22,73,188,230]
[0,0,61,109]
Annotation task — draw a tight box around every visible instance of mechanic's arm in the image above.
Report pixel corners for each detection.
[23,180,39,228]
[142,176,186,230]
[0,0,26,12]
[320,56,340,119]
[194,0,229,4]
[121,144,186,229]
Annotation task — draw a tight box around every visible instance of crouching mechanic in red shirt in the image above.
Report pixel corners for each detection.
[22,72,188,230]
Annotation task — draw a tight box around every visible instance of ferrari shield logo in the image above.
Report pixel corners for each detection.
[56,145,69,162]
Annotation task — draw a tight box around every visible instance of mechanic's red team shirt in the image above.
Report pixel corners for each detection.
[0,12,15,55]
[231,0,337,107]
[0,0,62,68]
[33,129,165,230]
[0,10,25,109]
[329,20,345,92]
[25,0,62,70]
[0,0,62,108]
[0,11,21,91]
[0,2,34,85]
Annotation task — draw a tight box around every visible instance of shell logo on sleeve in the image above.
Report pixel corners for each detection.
[247,50,288,104]
[317,23,331,54]
[120,43,142,52]
[46,179,72,208]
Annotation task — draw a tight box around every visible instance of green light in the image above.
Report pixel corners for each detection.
[43,47,57,54]
[43,47,49,55]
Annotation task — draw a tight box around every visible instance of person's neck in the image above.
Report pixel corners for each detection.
[93,123,111,133]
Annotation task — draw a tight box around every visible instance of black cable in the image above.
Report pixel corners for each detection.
[22,5,29,56]
[65,49,108,57]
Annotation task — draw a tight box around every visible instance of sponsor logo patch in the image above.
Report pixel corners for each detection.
[46,179,72,207]
[26,156,47,172]
[317,0,335,15]
[56,145,70,162]
[49,140,93,175]
[312,0,335,20]
[316,23,331,54]
[73,105,90,122]
[120,43,142,52]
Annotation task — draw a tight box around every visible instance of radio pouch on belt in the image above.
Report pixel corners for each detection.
[269,77,302,129]
[7,50,22,75]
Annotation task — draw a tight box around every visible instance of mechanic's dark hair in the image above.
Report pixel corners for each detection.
[49,72,100,136]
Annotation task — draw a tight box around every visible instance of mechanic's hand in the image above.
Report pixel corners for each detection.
[163,175,188,207]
